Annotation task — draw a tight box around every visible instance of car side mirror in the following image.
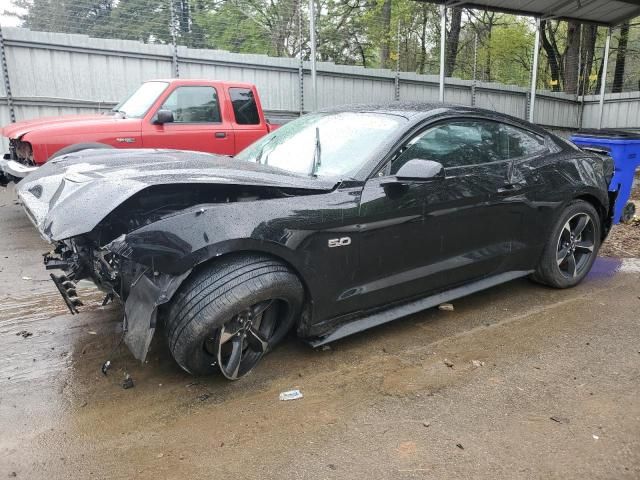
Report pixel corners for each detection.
[154,109,174,125]
[381,159,444,186]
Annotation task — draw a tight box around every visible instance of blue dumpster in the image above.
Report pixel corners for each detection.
[571,129,640,224]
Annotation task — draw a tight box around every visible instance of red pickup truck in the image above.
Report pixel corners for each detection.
[1,79,278,182]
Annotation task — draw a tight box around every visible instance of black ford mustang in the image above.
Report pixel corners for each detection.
[17,103,615,379]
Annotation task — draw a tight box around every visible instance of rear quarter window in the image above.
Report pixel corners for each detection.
[229,88,260,125]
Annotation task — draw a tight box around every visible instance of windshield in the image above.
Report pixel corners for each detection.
[113,81,169,118]
[235,112,406,178]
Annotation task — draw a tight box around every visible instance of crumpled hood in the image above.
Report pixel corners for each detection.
[17,148,338,242]
[2,113,112,139]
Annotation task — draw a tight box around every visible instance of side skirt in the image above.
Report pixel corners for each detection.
[307,270,533,347]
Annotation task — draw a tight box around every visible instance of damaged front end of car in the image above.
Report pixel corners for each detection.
[43,234,192,361]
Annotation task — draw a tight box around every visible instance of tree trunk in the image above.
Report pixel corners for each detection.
[417,5,428,74]
[594,50,605,93]
[563,21,580,94]
[444,7,462,77]
[540,20,561,92]
[580,24,597,94]
[612,21,629,93]
[481,12,495,82]
[378,0,392,68]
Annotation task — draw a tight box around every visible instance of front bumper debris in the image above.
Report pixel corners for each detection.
[44,248,85,314]
[49,272,83,314]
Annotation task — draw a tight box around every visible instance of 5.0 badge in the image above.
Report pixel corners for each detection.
[328,237,351,248]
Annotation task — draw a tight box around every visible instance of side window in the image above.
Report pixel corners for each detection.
[159,86,221,123]
[390,121,496,174]
[229,87,260,125]
[389,120,545,174]
[498,124,546,159]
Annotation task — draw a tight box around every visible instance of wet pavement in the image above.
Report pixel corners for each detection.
[0,185,639,479]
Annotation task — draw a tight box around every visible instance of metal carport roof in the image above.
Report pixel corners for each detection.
[420,0,640,26]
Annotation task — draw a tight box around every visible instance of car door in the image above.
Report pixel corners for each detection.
[142,85,235,155]
[354,118,541,309]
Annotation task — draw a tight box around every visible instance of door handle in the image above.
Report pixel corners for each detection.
[215,132,226,139]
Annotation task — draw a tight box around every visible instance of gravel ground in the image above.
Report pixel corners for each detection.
[0,186,639,480]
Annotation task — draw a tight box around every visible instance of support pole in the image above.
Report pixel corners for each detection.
[528,18,541,123]
[598,28,611,129]
[395,20,401,101]
[439,4,446,102]
[169,0,179,78]
[471,32,478,106]
[308,0,318,111]
[298,1,304,115]
[575,26,582,100]
[0,24,15,122]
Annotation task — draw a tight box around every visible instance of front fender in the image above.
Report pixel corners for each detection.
[105,199,334,297]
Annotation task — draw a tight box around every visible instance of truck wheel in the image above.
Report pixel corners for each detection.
[48,142,113,160]
[531,200,601,289]
[164,254,303,378]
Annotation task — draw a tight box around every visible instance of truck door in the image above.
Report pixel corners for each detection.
[142,85,235,156]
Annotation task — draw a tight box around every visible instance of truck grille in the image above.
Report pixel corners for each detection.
[9,139,35,166]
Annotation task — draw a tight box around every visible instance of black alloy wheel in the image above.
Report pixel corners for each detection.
[531,200,601,289]
[556,212,596,279]
[208,299,287,380]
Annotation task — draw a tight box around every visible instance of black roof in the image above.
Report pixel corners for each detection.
[321,102,488,117]
[319,102,539,128]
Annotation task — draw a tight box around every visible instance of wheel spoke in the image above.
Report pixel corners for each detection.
[556,246,570,266]
[566,253,578,278]
[573,215,589,237]
[575,240,594,253]
[214,298,284,380]
[246,326,269,354]
[224,336,244,380]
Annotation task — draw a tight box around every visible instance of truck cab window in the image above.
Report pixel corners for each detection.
[160,86,221,123]
[229,88,260,125]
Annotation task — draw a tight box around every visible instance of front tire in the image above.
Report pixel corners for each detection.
[164,254,303,378]
[531,200,601,288]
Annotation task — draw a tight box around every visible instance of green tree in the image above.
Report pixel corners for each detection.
[13,0,114,35]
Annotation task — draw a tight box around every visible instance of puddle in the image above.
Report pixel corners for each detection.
[590,256,640,278]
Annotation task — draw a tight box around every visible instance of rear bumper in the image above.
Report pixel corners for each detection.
[0,157,38,180]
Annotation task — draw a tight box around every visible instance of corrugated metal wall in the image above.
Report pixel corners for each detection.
[0,28,637,152]
[581,92,640,129]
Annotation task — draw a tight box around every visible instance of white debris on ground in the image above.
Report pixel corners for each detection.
[279,389,303,401]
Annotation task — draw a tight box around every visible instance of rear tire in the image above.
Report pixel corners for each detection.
[164,254,303,377]
[531,200,601,288]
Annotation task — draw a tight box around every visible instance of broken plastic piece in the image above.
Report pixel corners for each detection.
[122,374,134,389]
[101,360,111,376]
